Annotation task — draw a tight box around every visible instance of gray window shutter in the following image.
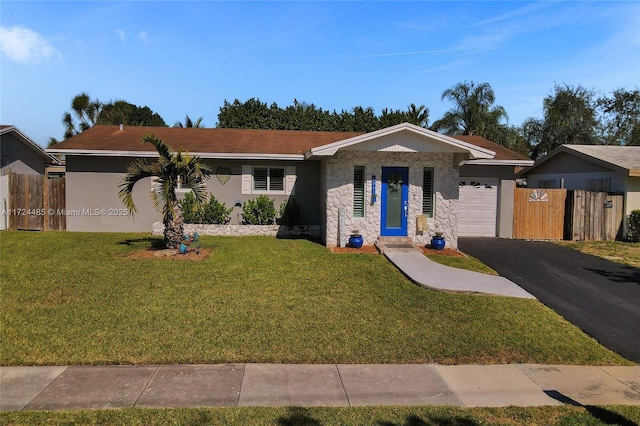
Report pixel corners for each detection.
[242,165,252,194]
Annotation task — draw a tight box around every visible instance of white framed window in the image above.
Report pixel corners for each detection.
[151,176,194,193]
[242,165,296,195]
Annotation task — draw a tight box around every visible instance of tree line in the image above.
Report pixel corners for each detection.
[51,82,640,159]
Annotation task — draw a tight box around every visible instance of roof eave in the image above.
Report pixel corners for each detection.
[461,159,534,167]
[45,148,306,161]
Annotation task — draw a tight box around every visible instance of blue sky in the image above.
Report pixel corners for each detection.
[1,1,639,147]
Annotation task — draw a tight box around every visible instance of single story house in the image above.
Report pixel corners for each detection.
[1,125,61,176]
[46,123,531,249]
[520,144,640,236]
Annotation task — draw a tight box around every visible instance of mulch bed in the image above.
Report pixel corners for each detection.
[331,245,465,257]
[331,245,380,253]
[127,248,212,261]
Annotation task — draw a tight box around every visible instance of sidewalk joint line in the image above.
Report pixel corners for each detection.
[133,365,159,408]
[335,365,351,407]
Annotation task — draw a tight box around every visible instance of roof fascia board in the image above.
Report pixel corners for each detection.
[45,148,305,161]
[306,123,495,159]
[2,126,60,164]
[461,159,534,166]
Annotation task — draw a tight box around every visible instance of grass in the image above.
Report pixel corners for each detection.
[555,240,640,269]
[425,253,499,275]
[0,231,632,366]
[1,405,639,425]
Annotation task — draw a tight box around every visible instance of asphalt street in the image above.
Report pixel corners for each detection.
[459,238,640,363]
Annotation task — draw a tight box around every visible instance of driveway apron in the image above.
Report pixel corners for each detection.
[459,238,640,363]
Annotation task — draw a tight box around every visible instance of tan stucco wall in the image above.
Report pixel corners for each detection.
[324,150,459,249]
[624,176,640,217]
[64,156,322,232]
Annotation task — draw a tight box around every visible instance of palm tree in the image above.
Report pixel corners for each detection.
[173,115,203,128]
[63,92,103,139]
[119,135,210,248]
[431,81,508,137]
[406,103,429,128]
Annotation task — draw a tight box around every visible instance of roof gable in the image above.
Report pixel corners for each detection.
[524,145,640,177]
[306,123,495,159]
[0,125,60,164]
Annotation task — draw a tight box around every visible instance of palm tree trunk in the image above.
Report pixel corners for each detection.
[164,204,184,248]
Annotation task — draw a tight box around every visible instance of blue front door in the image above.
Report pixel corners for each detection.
[381,167,409,236]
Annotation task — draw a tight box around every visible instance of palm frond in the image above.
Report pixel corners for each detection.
[118,159,157,216]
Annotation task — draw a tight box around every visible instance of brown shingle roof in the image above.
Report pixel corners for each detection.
[48,125,530,162]
[48,125,364,156]
[450,135,530,161]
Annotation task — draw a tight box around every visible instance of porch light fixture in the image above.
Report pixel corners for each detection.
[371,175,377,203]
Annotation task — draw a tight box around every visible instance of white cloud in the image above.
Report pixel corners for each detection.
[116,29,126,42]
[0,26,61,63]
[137,30,148,45]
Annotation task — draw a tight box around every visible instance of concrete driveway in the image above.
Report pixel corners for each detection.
[459,238,640,363]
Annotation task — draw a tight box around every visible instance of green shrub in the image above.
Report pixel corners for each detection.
[627,210,640,242]
[179,191,200,224]
[242,195,276,225]
[277,197,301,226]
[179,192,232,224]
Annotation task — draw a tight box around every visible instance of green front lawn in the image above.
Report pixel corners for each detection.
[0,232,631,366]
[555,240,640,269]
[2,406,640,426]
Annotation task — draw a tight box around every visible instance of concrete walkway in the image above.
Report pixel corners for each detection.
[2,364,639,411]
[385,252,536,299]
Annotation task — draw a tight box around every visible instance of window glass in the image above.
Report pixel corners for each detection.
[253,168,268,191]
[270,168,285,191]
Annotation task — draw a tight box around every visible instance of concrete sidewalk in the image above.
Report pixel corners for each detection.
[2,364,639,411]
[385,252,536,299]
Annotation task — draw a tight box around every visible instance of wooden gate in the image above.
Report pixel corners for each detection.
[566,190,623,241]
[8,172,66,231]
[513,188,567,240]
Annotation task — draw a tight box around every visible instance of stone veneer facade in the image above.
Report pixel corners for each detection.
[324,150,459,249]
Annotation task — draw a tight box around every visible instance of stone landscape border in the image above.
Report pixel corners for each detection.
[152,222,321,239]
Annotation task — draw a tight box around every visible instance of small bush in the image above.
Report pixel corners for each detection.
[179,192,232,224]
[627,210,640,242]
[242,195,276,225]
[277,197,301,226]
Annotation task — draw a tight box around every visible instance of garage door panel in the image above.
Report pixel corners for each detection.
[458,178,498,237]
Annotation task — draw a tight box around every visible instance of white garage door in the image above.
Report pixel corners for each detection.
[458,179,498,237]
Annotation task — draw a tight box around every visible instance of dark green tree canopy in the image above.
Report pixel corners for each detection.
[98,101,167,127]
[50,93,167,145]
[216,98,429,132]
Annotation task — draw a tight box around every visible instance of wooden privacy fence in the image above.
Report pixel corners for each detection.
[566,190,624,241]
[513,188,624,241]
[7,172,66,231]
[513,188,567,240]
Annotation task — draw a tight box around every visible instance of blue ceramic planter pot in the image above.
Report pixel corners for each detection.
[431,236,445,250]
[349,234,364,248]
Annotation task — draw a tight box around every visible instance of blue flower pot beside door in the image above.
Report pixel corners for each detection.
[431,235,445,250]
[349,234,364,249]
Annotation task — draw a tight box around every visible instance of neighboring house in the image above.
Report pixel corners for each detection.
[1,125,60,175]
[520,144,640,235]
[1,125,62,230]
[46,123,530,248]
